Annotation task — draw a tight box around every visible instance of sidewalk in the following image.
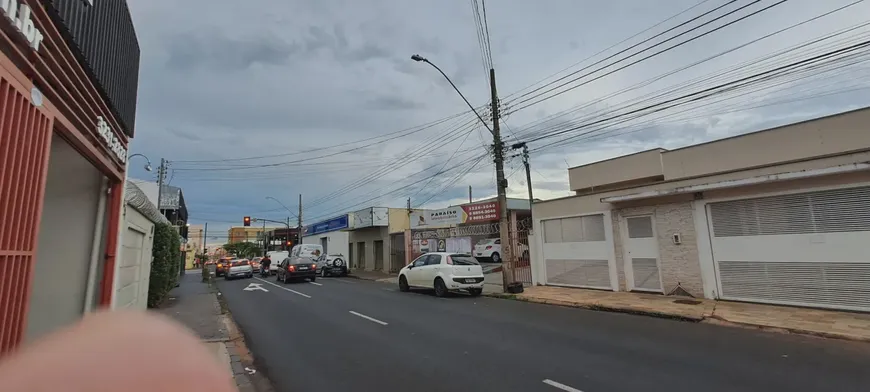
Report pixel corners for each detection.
[488,285,870,342]
[155,272,272,392]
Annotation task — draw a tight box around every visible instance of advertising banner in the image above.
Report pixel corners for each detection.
[410,202,501,229]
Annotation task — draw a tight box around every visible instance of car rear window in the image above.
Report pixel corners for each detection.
[450,255,479,265]
[231,260,248,266]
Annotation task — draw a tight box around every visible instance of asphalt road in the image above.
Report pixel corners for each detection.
[217,275,870,392]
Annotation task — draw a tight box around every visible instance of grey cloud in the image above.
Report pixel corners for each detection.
[365,95,426,110]
[165,30,298,71]
[167,127,204,142]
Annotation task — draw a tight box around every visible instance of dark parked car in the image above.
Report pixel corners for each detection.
[276,257,318,283]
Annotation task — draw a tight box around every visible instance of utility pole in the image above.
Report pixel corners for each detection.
[155,158,166,216]
[297,194,303,245]
[407,197,411,214]
[468,185,472,203]
[512,142,534,214]
[262,218,266,254]
[203,222,208,259]
[489,68,513,291]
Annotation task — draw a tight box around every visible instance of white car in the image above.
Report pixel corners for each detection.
[473,238,530,263]
[398,252,484,297]
[266,251,289,274]
[225,259,254,280]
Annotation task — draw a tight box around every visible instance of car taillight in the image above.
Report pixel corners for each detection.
[446,257,453,265]
[485,245,492,250]
[311,264,316,269]
[288,266,295,271]
[217,264,223,268]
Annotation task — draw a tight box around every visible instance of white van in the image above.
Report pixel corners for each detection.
[266,251,289,273]
[291,244,324,260]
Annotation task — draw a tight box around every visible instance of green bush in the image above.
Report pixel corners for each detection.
[147,223,182,308]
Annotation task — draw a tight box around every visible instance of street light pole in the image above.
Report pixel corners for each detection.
[411,55,512,291]
[156,158,166,215]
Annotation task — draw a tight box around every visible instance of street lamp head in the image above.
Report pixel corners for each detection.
[144,163,153,172]
[411,54,426,62]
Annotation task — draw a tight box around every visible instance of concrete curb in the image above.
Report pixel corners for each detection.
[484,293,703,322]
[485,293,870,343]
[702,315,870,343]
[214,285,276,392]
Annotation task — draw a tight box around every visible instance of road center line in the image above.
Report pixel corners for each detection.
[543,379,583,392]
[309,281,323,286]
[349,311,388,326]
[253,277,312,298]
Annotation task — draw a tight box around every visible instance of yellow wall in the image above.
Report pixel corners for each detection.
[227,226,272,244]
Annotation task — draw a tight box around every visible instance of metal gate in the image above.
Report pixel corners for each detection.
[409,218,534,287]
[0,77,53,355]
[389,233,405,273]
[506,218,533,285]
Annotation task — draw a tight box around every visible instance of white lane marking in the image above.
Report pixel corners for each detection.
[543,379,583,392]
[243,283,268,292]
[349,311,388,326]
[332,278,356,284]
[308,281,323,286]
[253,277,312,298]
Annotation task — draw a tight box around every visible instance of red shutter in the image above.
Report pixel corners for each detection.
[0,77,53,355]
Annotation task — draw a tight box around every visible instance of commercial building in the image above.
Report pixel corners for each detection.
[346,207,413,273]
[0,0,140,354]
[228,226,278,245]
[302,214,352,261]
[410,198,532,259]
[531,107,870,313]
[263,226,300,252]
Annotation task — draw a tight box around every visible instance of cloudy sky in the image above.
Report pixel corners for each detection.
[125,0,870,240]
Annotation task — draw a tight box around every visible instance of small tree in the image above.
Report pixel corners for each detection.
[148,223,182,308]
[222,242,262,259]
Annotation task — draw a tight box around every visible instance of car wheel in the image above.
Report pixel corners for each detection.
[491,252,501,263]
[310,275,316,282]
[321,269,327,278]
[468,288,483,297]
[398,275,409,292]
[434,278,448,297]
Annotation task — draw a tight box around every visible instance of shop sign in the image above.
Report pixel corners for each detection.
[1,0,44,51]
[352,207,389,229]
[304,215,350,236]
[96,116,127,163]
[411,206,463,229]
[462,201,500,224]
[410,202,501,229]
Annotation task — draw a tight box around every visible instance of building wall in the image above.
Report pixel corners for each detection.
[348,227,391,272]
[228,226,277,244]
[27,135,105,342]
[611,199,703,296]
[303,230,350,259]
[113,204,155,310]
[388,208,411,234]
[662,108,870,181]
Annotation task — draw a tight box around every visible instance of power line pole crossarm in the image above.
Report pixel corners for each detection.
[489,68,513,292]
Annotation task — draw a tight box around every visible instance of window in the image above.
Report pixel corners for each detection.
[450,255,479,265]
[426,254,442,265]
[543,214,606,243]
[412,255,427,267]
[627,217,654,239]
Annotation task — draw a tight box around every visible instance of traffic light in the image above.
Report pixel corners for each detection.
[243,216,251,227]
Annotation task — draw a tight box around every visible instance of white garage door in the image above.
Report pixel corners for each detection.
[541,214,614,290]
[708,186,870,312]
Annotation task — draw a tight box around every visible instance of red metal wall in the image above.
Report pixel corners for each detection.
[0,77,53,355]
